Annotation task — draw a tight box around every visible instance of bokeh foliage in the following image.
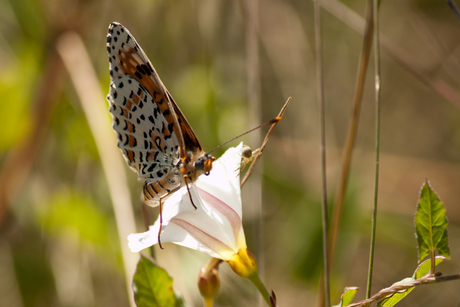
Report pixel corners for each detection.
[1,0,460,306]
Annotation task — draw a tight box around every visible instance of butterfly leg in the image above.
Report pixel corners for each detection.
[183,175,197,210]
[156,184,183,249]
[157,198,164,249]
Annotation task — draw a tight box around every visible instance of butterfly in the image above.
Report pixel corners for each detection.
[106,22,215,215]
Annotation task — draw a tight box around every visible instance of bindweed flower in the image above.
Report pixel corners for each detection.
[128,143,247,261]
[128,143,271,304]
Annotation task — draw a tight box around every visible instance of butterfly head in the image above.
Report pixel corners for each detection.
[195,153,215,176]
[180,153,215,179]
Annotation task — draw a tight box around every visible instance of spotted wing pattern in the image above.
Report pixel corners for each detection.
[107,23,182,206]
[106,22,196,206]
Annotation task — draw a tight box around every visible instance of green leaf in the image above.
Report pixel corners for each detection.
[333,287,358,307]
[415,181,450,262]
[413,256,446,279]
[132,254,187,307]
[377,278,415,307]
[377,256,447,307]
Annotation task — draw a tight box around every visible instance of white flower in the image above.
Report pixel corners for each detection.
[128,143,247,260]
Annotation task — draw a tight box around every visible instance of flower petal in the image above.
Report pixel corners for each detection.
[196,144,243,217]
[128,143,246,260]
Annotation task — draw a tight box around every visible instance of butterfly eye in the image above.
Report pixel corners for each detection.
[194,159,205,171]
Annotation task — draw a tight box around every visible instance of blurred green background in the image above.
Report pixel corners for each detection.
[1,0,460,306]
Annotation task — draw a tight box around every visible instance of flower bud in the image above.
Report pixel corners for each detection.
[198,267,220,299]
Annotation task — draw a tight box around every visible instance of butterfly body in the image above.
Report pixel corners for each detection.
[106,22,214,207]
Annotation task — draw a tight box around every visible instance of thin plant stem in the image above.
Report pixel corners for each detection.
[248,272,271,306]
[317,1,374,306]
[349,273,460,307]
[430,251,436,276]
[327,0,374,261]
[366,0,381,299]
[203,297,214,307]
[240,98,290,188]
[320,0,460,109]
[313,0,330,306]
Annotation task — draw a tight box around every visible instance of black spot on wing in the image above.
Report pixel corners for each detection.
[141,64,152,76]
[147,163,158,173]
[168,123,174,133]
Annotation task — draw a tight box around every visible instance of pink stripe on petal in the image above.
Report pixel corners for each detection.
[197,187,242,239]
[171,218,235,257]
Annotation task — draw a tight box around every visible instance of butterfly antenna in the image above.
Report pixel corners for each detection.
[208,117,281,155]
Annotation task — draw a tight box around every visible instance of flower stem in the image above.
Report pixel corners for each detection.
[248,272,271,306]
[204,297,214,307]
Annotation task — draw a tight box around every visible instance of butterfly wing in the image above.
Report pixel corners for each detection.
[107,22,203,157]
[107,22,212,206]
[107,23,188,204]
[107,73,179,179]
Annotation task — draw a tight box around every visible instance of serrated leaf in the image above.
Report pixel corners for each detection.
[415,181,450,262]
[333,287,358,307]
[413,256,446,279]
[132,253,187,307]
[377,278,415,307]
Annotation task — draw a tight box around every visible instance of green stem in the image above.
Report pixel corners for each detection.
[204,297,214,307]
[248,272,271,306]
[366,0,381,299]
[313,0,330,305]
